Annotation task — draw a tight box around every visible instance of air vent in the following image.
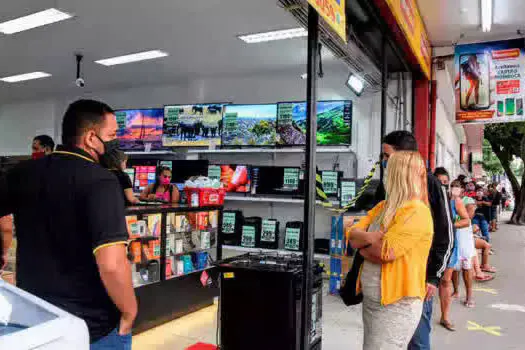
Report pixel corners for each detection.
[279,0,382,94]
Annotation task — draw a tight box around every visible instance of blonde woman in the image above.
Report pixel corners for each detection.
[348,151,433,349]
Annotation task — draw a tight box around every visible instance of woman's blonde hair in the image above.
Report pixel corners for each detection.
[383,151,428,227]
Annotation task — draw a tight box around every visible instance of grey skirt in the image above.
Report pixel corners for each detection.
[361,261,423,350]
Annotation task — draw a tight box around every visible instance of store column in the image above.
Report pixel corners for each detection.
[413,78,430,164]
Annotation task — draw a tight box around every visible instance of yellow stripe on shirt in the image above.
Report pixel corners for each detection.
[93,241,128,255]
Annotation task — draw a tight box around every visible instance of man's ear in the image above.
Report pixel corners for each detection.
[84,129,98,151]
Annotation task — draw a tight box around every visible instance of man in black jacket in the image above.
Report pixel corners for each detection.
[375,131,454,350]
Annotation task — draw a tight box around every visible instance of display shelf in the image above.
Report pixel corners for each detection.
[224,194,341,206]
[222,245,330,260]
[166,266,214,280]
[130,235,160,242]
[167,246,216,257]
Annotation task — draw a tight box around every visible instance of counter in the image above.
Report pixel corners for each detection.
[125,204,222,333]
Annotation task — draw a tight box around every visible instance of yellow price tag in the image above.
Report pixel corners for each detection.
[224,272,235,279]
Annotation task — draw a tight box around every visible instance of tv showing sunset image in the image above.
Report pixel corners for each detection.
[116,109,164,150]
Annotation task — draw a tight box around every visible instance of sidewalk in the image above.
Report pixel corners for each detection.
[133,213,524,349]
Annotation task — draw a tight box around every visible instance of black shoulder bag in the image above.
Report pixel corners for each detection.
[339,250,364,306]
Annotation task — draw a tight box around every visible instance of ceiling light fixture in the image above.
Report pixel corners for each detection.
[346,74,364,96]
[481,0,493,32]
[0,72,51,83]
[0,8,73,35]
[238,28,307,44]
[95,50,169,66]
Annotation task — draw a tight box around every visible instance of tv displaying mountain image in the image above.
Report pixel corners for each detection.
[221,104,277,146]
[276,100,352,145]
[116,109,164,150]
[163,104,224,147]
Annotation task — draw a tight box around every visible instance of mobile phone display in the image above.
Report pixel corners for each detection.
[505,98,515,116]
[497,101,504,117]
[517,98,523,116]
[460,53,490,111]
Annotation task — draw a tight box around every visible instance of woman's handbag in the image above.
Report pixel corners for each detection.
[339,250,364,306]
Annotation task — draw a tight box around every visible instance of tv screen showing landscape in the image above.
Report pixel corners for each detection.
[276,100,352,146]
[163,104,224,147]
[221,104,277,146]
[116,109,164,150]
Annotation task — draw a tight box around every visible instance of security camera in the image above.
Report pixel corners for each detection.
[75,77,85,88]
[75,54,85,88]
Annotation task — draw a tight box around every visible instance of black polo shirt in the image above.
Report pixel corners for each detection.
[0,146,128,342]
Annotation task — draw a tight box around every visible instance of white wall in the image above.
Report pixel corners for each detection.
[0,100,57,156]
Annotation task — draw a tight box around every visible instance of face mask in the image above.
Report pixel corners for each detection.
[32,151,46,160]
[160,175,171,185]
[96,135,120,167]
[381,160,388,169]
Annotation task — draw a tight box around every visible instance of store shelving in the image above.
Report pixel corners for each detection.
[125,146,354,156]
[224,194,341,206]
[166,266,214,280]
[222,245,330,260]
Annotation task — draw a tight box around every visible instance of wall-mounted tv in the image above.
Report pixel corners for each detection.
[221,104,277,146]
[252,166,302,196]
[116,109,164,151]
[209,165,251,193]
[276,100,352,146]
[163,104,224,147]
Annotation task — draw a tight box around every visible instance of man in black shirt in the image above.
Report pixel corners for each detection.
[375,131,454,350]
[0,99,137,348]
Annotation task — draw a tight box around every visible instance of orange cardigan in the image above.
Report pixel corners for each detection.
[351,200,433,305]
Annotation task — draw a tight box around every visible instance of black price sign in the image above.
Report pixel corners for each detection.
[224,113,238,133]
[115,111,127,131]
[261,220,276,242]
[284,227,301,250]
[241,226,256,248]
[340,181,356,207]
[222,212,236,234]
[208,166,221,181]
[322,171,338,195]
[283,168,299,190]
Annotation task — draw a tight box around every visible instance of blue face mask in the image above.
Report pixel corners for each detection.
[382,160,388,169]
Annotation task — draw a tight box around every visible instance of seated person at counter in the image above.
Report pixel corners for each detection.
[106,150,140,205]
[140,166,180,203]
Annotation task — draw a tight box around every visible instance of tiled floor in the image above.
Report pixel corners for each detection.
[134,213,524,349]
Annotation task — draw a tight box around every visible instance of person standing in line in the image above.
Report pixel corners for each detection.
[489,184,501,231]
[349,151,433,349]
[31,134,55,159]
[374,131,454,350]
[0,99,137,349]
[106,150,140,206]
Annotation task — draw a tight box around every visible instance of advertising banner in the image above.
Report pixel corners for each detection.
[455,38,525,124]
[307,0,346,42]
[382,0,431,79]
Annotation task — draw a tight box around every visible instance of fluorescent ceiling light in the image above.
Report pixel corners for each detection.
[95,50,169,66]
[481,0,492,32]
[0,8,73,35]
[0,72,51,83]
[238,28,307,43]
[346,74,364,95]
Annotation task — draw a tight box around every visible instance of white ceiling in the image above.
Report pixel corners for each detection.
[0,0,343,102]
[417,0,525,47]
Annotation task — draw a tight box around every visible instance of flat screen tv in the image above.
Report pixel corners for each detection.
[170,160,209,183]
[252,166,302,196]
[276,100,352,146]
[116,109,164,151]
[209,165,251,193]
[163,104,225,147]
[221,104,277,146]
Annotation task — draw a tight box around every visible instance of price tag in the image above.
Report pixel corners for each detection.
[277,103,293,126]
[241,226,256,248]
[284,227,301,250]
[340,181,356,207]
[115,111,127,131]
[283,168,300,190]
[159,161,172,170]
[322,171,338,195]
[165,107,180,125]
[224,113,238,133]
[222,212,236,234]
[261,219,277,242]
[208,165,222,181]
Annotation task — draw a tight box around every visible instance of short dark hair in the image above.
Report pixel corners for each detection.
[61,99,114,146]
[382,131,418,151]
[33,135,55,151]
[434,167,449,178]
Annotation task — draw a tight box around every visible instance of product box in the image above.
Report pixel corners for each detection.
[330,256,342,277]
[336,216,344,255]
[126,215,139,238]
[330,217,338,255]
[201,231,211,249]
[165,258,173,278]
[329,275,341,295]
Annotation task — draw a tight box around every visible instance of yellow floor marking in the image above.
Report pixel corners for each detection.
[467,321,502,336]
[473,287,498,295]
